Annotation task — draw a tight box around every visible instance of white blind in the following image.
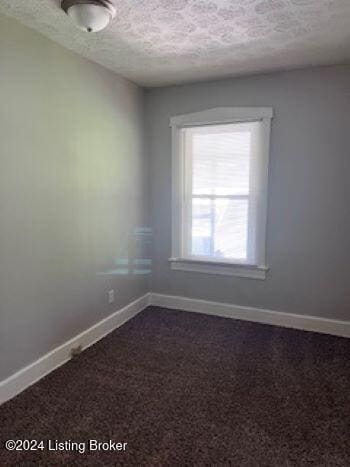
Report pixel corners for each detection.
[192,125,251,196]
[184,122,259,262]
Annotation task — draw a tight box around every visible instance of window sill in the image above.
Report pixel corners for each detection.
[169,258,268,280]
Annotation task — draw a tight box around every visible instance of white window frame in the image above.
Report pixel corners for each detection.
[169,107,273,280]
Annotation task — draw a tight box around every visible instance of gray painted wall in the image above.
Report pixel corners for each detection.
[0,15,150,381]
[146,66,350,321]
[1,12,350,383]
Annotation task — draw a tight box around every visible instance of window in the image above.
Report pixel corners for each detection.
[170,107,273,279]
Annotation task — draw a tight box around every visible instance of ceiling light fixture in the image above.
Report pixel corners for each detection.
[61,0,116,33]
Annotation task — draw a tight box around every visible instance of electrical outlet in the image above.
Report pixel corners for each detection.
[108,289,115,304]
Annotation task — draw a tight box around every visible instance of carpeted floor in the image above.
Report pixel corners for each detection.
[1,306,350,466]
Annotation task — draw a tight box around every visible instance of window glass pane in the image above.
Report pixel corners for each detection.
[191,123,252,196]
[191,198,248,260]
[191,199,212,256]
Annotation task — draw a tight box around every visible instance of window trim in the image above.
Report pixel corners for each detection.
[169,107,273,280]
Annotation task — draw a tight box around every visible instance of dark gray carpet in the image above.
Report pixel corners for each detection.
[1,306,350,466]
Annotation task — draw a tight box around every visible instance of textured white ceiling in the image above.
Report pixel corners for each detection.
[0,0,349,87]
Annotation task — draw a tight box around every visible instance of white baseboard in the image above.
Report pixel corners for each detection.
[149,293,350,339]
[0,293,150,406]
[2,291,349,406]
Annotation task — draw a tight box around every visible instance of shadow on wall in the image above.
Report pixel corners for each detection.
[97,227,153,277]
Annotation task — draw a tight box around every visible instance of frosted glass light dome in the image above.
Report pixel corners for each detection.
[62,1,116,33]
